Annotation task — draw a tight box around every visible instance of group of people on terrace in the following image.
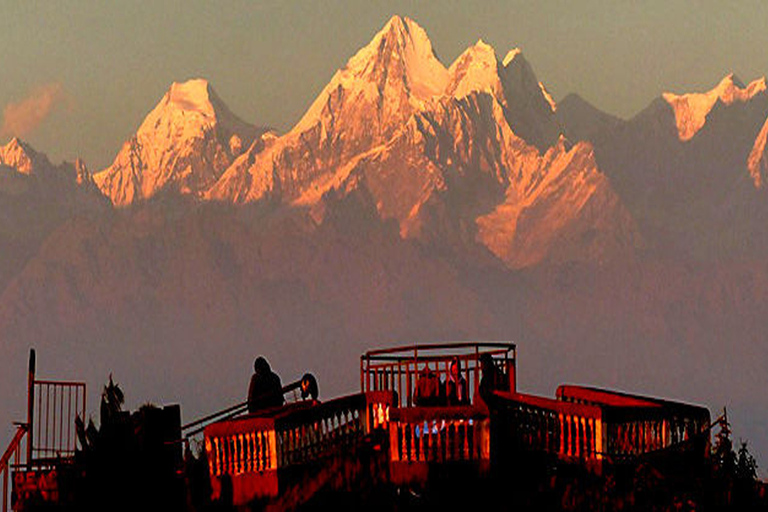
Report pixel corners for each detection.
[413,354,508,407]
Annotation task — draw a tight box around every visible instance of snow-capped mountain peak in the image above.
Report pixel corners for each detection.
[95,78,264,206]
[662,73,767,141]
[136,78,257,144]
[0,137,50,175]
[165,79,216,116]
[349,15,449,99]
[293,16,449,135]
[446,39,503,101]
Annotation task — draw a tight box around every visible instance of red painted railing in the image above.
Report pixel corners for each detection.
[387,404,491,485]
[361,342,516,408]
[204,391,394,504]
[494,391,605,464]
[493,387,711,467]
[1,426,27,512]
[30,380,85,463]
[557,385,711,459]
[2,350,86,512]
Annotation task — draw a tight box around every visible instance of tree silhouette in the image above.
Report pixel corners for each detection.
[735,440,758,482]
[712,408,736,478]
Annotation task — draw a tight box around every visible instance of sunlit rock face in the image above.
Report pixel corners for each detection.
[209,16,452,204]
[208,16,632,268]
[663,74,766,141]
[0,136,106,207]
[748,116,768,190]
[95,79,268,206]
[556,73,768,258]
[209,16,563,205]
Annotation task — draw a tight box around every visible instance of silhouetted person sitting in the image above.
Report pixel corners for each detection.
[248,356,284,413]
[413,364,440,406]
[444,357,468,406]
[479,353,508,404]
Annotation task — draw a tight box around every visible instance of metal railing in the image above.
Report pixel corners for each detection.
[1,426,27,512]
[1,350,86,512]
[493,391,604,463]
[31,380,85,462]
[492,387,712,467]
[361,342,516,408]
[388,405,490,464]
[182,373,320,439]
[557,385,711,460]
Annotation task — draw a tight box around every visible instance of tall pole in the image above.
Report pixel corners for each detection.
[27,349,35,468]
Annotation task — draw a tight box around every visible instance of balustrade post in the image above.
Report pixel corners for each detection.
[480,418,490,461]
[427,422,434,462]
[212,438,219,476]
[417,424,424,462]
[595,418,603,460]
[634,423,640,455]
[644,421,650,453]
[625,424,631,454]
[574,417,581,458]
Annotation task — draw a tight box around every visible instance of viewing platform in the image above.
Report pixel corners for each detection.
[3,343,714,510]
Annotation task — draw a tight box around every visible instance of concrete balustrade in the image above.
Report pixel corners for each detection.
[204,391,394,502]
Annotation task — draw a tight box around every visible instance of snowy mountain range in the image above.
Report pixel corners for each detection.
[73,16,768,266]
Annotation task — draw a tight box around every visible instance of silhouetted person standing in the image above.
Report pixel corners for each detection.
[444,357,468,406]
[413,364,440,406]
[479,353,508,404]
[248,357,284,413]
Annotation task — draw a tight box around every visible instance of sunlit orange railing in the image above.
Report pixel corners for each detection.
[494,392,604,463]
[204,391,394,501]
[389,405,490,464]
[557,385,711,460]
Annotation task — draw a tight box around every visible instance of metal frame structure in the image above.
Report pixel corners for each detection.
[1,350,86,512]
[360,342,516,407]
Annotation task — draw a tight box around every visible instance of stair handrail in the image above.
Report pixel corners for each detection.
[1,424,28,512]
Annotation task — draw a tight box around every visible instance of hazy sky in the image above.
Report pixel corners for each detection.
[1,1,767,170]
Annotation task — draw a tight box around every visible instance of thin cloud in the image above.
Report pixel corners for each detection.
[0,83,67,139]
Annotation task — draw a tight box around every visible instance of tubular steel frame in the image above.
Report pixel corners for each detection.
[360,342,516,408]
